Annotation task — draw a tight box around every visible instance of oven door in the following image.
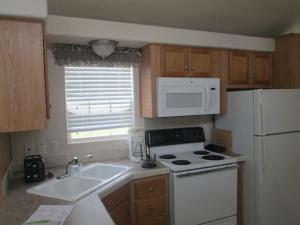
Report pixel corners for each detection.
[171,164,237,225]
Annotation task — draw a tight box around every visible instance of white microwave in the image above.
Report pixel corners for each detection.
[157,77,220,117]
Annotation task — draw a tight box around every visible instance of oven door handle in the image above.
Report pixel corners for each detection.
[176,164,238,178]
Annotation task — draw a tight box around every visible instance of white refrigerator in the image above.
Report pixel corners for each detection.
[215,89,300,225]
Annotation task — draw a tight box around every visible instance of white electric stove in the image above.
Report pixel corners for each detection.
[146,127,238,225]
[151,142,237,172]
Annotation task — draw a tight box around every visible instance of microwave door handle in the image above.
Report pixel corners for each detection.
[205,87,210,110]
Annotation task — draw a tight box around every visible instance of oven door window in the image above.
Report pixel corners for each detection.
[166,93,203,108]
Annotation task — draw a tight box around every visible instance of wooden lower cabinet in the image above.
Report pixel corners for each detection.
[137,214,168,225]
[131,175,169,225]
[110,200,131,225]
[101,175,169,225]
[102,184,131,225]
[135,195,167,218]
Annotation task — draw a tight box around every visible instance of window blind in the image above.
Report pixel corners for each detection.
[65,66,134,139]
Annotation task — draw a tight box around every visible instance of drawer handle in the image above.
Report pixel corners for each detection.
[148,187,154,192]
[149,206,154,211]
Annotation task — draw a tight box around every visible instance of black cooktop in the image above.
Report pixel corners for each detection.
[160,154,176,160]
[202,155,225,161]
[172,160,191,165]
[193,150,210,155]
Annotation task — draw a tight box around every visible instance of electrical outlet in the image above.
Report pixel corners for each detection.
[38,142,47,155]
[24,144,33,156]
[50,141,58,153]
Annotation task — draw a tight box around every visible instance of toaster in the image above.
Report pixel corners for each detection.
[24,155,45,183]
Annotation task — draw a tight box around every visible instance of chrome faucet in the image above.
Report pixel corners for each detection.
[57,156,80,179]
[66,156,79,174]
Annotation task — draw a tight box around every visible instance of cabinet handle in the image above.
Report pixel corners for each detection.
[148,187,154,192]
[184,66,188,71]
[191,66,195,71]
[149,206,154,211]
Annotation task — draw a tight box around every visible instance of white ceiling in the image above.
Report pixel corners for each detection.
[48,0,300,38]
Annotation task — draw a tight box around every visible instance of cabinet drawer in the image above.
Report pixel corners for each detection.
[134,176,166,199]
[102,184,129,211]
[137,214,168,225]
[135,195,167,218]
[110,200,131,225]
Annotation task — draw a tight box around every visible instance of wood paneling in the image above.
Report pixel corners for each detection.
[190,48,212,76]
[229,51,250,85]
[0,19,47,132]
[252,52,272,85]
[211,49,229,114]
[273,34,300,88]
[161,46,189,76]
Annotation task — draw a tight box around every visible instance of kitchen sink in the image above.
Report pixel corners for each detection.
[79,164,130,180]
[27,163,132,201]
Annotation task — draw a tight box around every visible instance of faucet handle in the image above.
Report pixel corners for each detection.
[84,154,94,159]
[73,156,79,164]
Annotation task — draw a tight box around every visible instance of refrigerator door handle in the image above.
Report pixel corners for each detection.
[259,103,265,135]
[261,139,267,171]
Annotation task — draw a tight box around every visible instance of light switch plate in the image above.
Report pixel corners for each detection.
[24,144,33,156]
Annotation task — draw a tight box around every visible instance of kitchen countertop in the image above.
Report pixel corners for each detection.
[0,159,170,225]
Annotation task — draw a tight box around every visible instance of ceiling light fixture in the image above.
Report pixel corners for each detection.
[89,39,118,58]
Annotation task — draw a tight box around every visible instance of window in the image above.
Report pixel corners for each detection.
[64,66,134,143]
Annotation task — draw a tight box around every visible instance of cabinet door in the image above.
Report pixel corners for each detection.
[229,51,250,85]
[161,46,189,76]
[0,19,46,132]
[189,48,212,76]
[252,52,272,86]
[110,200,131,225]
[137,214,168,225]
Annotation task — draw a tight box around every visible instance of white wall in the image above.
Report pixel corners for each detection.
[282,18,300,34]
[0,0,47,19]
[47,15,275,52]
[11,51,214,172]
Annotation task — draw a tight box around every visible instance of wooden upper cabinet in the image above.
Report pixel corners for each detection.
[0,19,47,132]
[189,48,212,76]
[229,51,250,85]
[252,52,272,85]
[229,50,272,88]
[161,45,212,77]
[161,46,189,76]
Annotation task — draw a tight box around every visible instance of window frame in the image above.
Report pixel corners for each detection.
[64,66,136,144]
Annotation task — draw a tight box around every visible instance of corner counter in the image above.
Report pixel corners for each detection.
[0,159,170,225]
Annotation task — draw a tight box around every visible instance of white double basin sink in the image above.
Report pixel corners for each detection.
[27,163,132,201]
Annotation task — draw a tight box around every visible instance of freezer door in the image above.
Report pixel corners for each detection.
[253,89,300,135]
[254,132,300,225]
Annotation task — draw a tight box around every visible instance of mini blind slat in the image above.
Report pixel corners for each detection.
[65,66,134,135]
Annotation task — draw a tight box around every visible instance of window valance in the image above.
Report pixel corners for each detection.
[52,44,141,67]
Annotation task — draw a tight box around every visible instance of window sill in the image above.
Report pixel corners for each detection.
[68,135,129,144]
